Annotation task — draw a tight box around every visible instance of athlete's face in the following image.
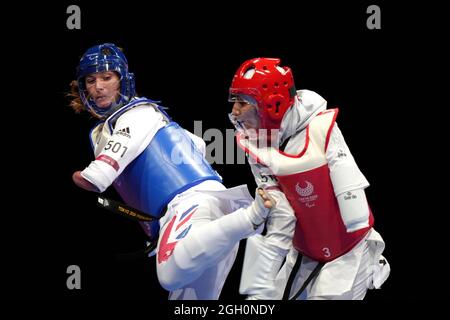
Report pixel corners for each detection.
[230,97,260,131]
[230,94,278,144]
[85,71,120,108]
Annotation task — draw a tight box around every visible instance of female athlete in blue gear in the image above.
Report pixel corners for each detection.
[69,43,275,300]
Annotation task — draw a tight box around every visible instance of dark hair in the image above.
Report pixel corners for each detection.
[67,80,85,114]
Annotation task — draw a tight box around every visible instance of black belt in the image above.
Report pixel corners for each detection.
[96,196,161,260]
[96,196,159,222]
[282,253,325,300]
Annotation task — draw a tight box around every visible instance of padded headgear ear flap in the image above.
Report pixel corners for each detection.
[264,93,288,121]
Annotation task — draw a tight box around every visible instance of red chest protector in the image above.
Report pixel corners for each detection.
[237,109,373,262]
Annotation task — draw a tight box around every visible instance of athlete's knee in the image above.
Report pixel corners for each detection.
[158,271,183,292]
[157,243,205,291]
[156,257,187,291]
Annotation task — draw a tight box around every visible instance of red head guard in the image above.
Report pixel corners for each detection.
[229,58,296,130]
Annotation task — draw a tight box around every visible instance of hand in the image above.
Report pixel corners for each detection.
[246,188,276,228]
[258,188,275,209]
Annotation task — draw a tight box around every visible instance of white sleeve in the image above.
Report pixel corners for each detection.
[247,162,293,252]
[265,189,296,251]
[327,123,370,196]
[240,189,296,299]
[327,123,371,232]
[249,162,279,188]
[81,105,165,192]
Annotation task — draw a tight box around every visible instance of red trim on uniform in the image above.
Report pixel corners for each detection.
[325,108,339,152]
[277,125,310,158]
[236,126,311,164]
[236,132,266,165]
[236,109,336,165]
[96,154,120,171]
[317,109,334,116]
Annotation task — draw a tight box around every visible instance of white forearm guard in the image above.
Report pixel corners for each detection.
[336,188,370,232]
[329,164,369,196]
[330,165,371,232]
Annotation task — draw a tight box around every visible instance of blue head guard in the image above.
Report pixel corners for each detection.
[76,43,136,118]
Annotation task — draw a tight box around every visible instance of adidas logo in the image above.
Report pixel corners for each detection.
[116,127,131,138]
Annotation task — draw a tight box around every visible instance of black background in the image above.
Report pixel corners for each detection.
[3,0,443,306]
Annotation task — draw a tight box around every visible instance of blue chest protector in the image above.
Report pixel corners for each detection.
[100,99,221,238]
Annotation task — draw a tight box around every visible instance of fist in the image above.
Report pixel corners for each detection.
[257,188,276,209]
